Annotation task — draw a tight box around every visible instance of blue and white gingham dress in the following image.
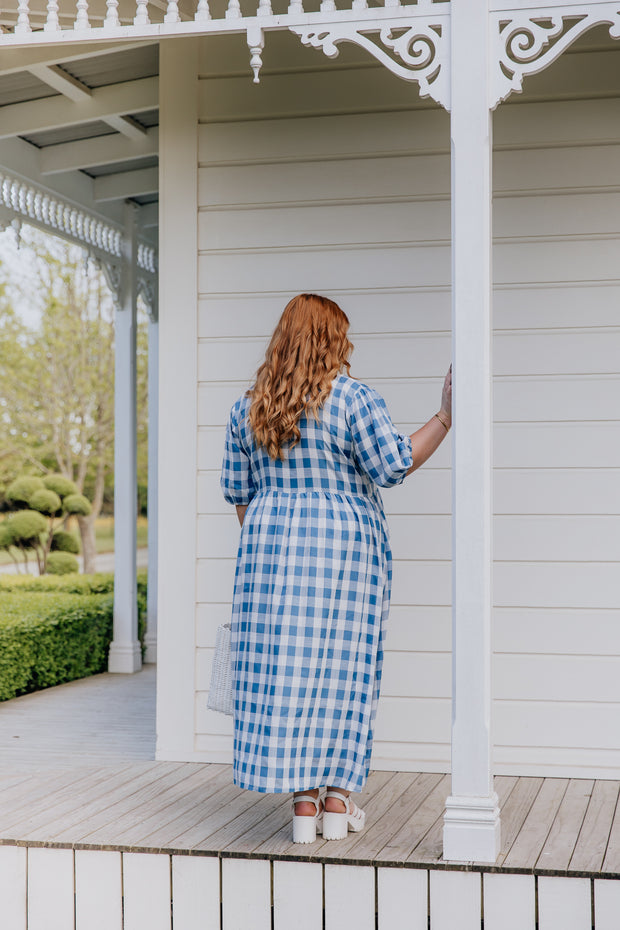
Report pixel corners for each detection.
[220,374,413,793]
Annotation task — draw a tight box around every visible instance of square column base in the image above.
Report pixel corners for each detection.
[443,793,501,863]
[143,633,157,664]
[108,641,142,673]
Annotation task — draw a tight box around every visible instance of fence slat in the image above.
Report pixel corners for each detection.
[0,846,26,930]
[325,864,375,930]
[594,879,620,930]
[538,876,591,930]
[28,848,74,930]
[123,852,171,930]
[75,850,122,930]
[222,858,271,930]
[429,871,480,930]
[483,873,535,930]
[274,861,322,930]
[172,855,220,929]
[378,868,427,930]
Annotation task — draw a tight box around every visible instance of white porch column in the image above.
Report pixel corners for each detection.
[109,201,141,674]
[443,0,500,862]
[144,293,159,664]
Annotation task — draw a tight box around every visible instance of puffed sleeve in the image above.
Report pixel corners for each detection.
[348,383,413,488]
[220,401,257,505]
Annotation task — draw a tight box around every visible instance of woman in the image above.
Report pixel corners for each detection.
[220,294,451,843]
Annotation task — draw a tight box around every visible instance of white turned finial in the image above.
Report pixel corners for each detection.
[134,0,150,25]
[247,25,264,83]
[225,0,241,18]
[195,0,211,22]
[288,0,303,11]
[257,0,271,15]
[74,0,90,29]
[352,0,367,9]
[15,0,31,33]
[104,0,120,26]
[320,0,336,10]
[164,0,180,22]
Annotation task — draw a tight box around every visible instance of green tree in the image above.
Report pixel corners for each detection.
[0,226,149,571]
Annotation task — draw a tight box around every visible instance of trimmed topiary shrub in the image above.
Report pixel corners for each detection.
[29,489,62,516]
[51,530,80,554]
[0,592,114,700]
[5,477,44,506]
[63,494,92,516]
[7,509,47,540]
[46,552,79,575]
[43,474,79,498]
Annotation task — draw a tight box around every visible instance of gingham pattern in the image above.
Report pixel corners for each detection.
[220,374,413,793]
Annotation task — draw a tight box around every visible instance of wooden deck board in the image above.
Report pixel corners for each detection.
[570,779,620,873]
[502,778,569,870]
[3,664,620,875]
[536,778,594,872]
[496,776,544,866]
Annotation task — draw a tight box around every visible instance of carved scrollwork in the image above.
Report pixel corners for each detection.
[492,7,620,108]
[290,13,450,110]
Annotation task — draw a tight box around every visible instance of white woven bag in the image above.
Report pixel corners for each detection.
[207,623,233,716]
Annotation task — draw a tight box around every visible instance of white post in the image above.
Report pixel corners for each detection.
[144,293,159,664]
[109,201,141,674]
[443,0,500,862]
[155,38,199,760]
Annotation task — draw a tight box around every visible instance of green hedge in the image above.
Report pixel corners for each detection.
[0,570,148,701]
[0,592,113,700]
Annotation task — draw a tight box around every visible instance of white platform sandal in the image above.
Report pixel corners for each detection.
[292,795,324,844]
[322,790,366,840]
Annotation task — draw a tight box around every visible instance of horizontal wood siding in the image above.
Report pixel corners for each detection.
[195,35,620,777]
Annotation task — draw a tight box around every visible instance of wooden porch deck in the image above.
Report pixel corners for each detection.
[0,668,619,878]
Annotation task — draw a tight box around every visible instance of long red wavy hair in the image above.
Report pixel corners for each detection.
[247,294,353,460]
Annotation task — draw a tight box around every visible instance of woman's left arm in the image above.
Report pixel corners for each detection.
[406,365,452,476]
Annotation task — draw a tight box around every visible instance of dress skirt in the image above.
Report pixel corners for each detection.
[221,374,412,793]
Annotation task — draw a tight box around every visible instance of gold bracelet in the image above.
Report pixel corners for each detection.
[434,412,450,433]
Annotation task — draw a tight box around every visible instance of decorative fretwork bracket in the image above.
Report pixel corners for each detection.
[289,4,451,110]
[491,5,620,109]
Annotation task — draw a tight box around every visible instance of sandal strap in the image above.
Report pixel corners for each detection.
[293,795,321,813]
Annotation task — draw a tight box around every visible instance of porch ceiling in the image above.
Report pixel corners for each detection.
[0,41,159,241]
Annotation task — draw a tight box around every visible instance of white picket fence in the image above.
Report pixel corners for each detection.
[3,843,620,929]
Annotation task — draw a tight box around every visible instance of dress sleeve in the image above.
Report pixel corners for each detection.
[348,384,413,488]
[220,402,257,506]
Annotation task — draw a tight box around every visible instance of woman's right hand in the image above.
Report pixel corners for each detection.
[440,364,452,425]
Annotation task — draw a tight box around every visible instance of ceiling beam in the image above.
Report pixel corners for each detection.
[104,114,148,141]
[40,126,158,175]
[0,76,157,140]
[26,64,92,102]
[0,42,156,76]
[94,166,158,202]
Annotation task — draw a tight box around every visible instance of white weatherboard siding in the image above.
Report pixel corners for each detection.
[190,34,620,776]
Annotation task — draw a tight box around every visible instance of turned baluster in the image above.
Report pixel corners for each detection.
[320,0,336,11]
[134,0,150,25]
[194,0,211,22]
[164,0,180,22]
[257,0,272,15]
[74,0,90,29]
[225,0,241,19]
[15,0,31,34]
[44,0,60,31]
[104,0,120,27]
[287,0,303,12]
